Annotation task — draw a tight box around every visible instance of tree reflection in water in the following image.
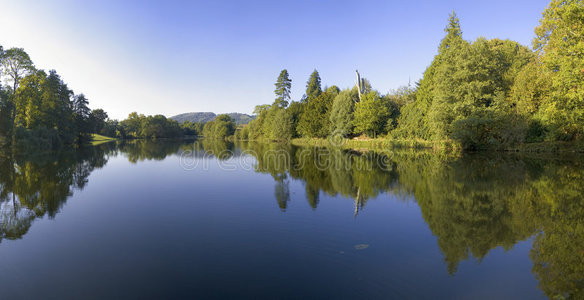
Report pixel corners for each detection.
[0,143,115,242]
[0,139,582,299]
[238,141,584,299]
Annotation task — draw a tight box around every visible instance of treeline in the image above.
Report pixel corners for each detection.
[239,0,583,150]
[0,45,204,149]
[97,112,233,140]
[202,114,236,139]
[238,69,415,141]
[0,46,115,149]
[115,112,181,139]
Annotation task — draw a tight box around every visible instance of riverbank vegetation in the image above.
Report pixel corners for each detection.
[233,0,583,151]
[0,48,207,149]
[2,0,581,152]
[0,46,113,149]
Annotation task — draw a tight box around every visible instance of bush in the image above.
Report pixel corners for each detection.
[14,126,62,150]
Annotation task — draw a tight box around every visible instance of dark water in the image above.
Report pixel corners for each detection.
[0,140,582,299]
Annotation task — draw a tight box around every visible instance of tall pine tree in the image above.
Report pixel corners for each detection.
[305,70,322,101]
[274,69,292,108]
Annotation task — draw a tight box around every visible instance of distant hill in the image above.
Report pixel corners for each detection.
[170,112,255,125]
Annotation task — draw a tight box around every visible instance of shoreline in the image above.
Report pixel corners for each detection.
[288,137,584,154]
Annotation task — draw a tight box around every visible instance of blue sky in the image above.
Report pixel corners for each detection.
[0,0,550,119]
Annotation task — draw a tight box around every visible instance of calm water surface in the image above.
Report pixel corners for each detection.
[0,140,582,299]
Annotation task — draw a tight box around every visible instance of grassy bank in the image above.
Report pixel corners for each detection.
[90,134,117,145]
[289,137,584,153]
[513,141,584,153]
[291,137,461,152]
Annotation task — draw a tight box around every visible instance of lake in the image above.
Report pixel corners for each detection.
[0,140,582,299]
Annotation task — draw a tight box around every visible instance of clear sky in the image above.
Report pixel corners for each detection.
[0,0,550,120]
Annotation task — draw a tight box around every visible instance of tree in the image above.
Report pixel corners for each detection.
[385,85,416,130]
[0,45,106,146]
[395,12,465,140]
[203,114,236,139]
[73,94,90,119]
[297,91,334,138]
[14,70,46,129]
[120,112,143,138]
[1,48,35,92]
[533,0,584,141]
[89,109,109,134]
[286,101,304,138]
[1,48,35,138]
[353,92,391,137]
[253,104,270,115]
[38,70,75,143]
[329,88,358,136]
[180,121,203,136]
[261,106,279,139]
[305,69,322,101]
[510,59,553,142]
[427,12,470,139]
[72,94,91,138]
[0,85,11,147]
[247,105,271,139]
[270,108,294,140]
[325,85,340,94]
[274,69,292,108]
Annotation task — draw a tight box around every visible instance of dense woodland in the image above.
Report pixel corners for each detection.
[0,47,109,149]
[240,1,583,150]
[0,49,198,149]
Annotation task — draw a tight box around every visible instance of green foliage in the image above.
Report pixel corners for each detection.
[272,108,294,140]
[274,69,292,108]
[13,126,61,150]
[511,59,553,117]
[305,69,322,101]
[234,125,250,140]
[140,115,181,139]
[325,85,341,94]
[353,92,391,137]
[286,101,304,138]
[297,91,335,138]
[1,48,35,92]
[395,12,538,149]
[0,46,110,147]
[89,109,109,134]
[180,121,203,136]
[533,0,584,141]
[247,104,296,141]
[246,105,270,140]
[385,85,417,130]
[0,87,12,147]
[329,89,358,136]
[265,107,294,140]
[13,70,78,144]
[119,112,182,139]
[202,114,236,140]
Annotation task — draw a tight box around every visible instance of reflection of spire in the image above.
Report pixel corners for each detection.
[354,187,364,217]
[275,173,290,212]
[306,184,320,210]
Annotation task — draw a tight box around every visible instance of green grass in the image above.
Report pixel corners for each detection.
[514,141,584,153]
[290,137,461,152]
[90,133,117,145]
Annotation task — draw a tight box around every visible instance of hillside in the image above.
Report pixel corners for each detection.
[170,112,255,125]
